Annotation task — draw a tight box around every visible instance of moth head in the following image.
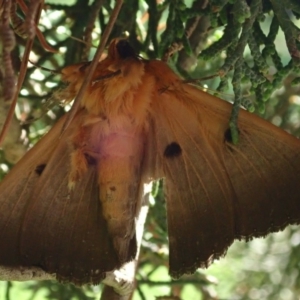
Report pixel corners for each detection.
[108,38,137,61]
[115,39,137,59]
[92,39,145,103]
[80,39,148,114]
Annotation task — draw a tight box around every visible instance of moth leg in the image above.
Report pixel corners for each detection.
[68,125,94,189]
[69,150,88,189]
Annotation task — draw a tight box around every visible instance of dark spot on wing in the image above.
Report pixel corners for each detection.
[164,142,182,158]
[116,40,136,59]
[84,153,97,166]
[35,164,46,176]
[110,186,116,192]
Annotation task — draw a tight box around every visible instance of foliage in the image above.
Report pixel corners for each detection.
[1,0,300,299]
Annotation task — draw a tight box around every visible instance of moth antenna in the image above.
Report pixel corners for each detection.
[28,60,61,75]
[69,35,97,49]
[92,70,121,85]
[61,0,124,135]
[182,76,236,101]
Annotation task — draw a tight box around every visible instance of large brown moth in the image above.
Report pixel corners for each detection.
[0,38,300,285]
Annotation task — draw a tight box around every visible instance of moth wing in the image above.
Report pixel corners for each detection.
[150,83,300,278]
[185,86,300,235]
[0,111,122,284]
[0,114,68,267]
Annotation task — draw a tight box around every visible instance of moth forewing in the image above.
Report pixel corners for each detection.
[146,64,300,277]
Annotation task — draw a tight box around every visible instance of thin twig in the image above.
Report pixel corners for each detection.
[18,0,57,52]
[24,0,42,38]
[61,0,124,134]
[0,33,35,146]
[82,0,105,60]
[1,0,16,102]
[5,281,12,300]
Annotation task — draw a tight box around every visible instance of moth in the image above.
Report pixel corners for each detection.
[0,38,300,285]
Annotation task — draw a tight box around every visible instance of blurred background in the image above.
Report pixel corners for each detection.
[1,0,300,299]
